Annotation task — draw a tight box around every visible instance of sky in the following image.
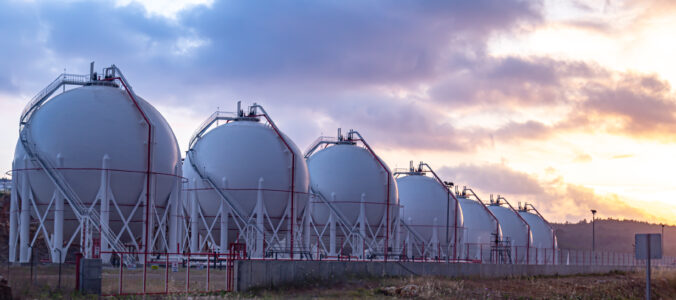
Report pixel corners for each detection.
[1,0,675,224]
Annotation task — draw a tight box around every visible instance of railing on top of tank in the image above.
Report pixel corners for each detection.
[303,136,337,157]
[188,111,237,150]
[20,73,90,126]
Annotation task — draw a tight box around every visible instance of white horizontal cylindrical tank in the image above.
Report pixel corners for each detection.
[183,116,309,250]
[308,143,398,228]
[487,202,532,263]
[397,173,463,258]
[12,84,181,260]
[519,208,557,264]
[458,195,501,260]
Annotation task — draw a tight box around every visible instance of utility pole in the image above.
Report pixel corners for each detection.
[591,209,597,252]
[662,224,665,251]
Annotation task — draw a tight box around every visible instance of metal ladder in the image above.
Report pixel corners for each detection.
[309,187,375,257]
[19,67,139,266]
[185,150,251,231]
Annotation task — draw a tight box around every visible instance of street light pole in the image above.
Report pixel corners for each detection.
[662,224,665,250]
[591,209,597,252]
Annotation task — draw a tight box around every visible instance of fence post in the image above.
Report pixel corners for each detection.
[186,252,190,292]
[165,252,169,294]
[56,248,62,290]
[75,252,83,291]
[207,253,211,292]
[30,247,34,286]
[118,253,123,295]
[480,244,483,263]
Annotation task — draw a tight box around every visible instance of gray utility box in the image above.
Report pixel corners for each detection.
[79,259,102,295]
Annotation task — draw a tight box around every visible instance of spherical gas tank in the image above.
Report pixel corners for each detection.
[458,196,501,245]
[519,210,557,264]
[308,144,398,227]
[487,204,532,261]
[13,85,181,240]
[183,119,310,240]
[397,174,463,246]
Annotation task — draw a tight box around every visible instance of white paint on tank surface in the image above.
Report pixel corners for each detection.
[307,144,398,227]
[397,174,463,249]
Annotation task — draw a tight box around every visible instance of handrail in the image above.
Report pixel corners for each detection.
[102,65,157,287]
[188,111,237,150]
[303,136,337,158]
[304,130,393,260]
[249,103,299,256]
[346,130,392,261]
[417,163,459,260]
[185,150,250,227]
[18,69,135,265]
[310,187,372,252]
[20,74,90,128]
[399,218,429,249]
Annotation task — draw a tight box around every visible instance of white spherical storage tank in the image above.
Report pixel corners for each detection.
[457,194,501,261]
[183,104,309,258]
[10,65,182,264]
[306,130,398,259]
[518,204,557,264]
[487,197,532,264]
[395,163,463,260]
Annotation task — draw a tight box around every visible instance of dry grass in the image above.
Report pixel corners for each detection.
[241,269,676,299]
[4,266,676,299]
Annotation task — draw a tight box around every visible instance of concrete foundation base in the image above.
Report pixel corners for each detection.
[233,260,640,292]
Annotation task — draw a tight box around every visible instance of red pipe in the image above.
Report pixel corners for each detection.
[525,203,557,263]
[464,189,501,260]
[422,165,459,261]
[498,197,530,264]
[254,113,296,258]
[106,76,153,292]
[352,137,391,261]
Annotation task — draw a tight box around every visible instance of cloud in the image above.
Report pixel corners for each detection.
[437,162,660,223]
[611,154,634,159]
[573,153,592,163]
[439,163,545,195]
[173,0,542,87]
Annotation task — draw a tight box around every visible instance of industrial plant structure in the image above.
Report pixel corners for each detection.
[395,161,463,260]
[304,129,399,260]
[183,103,309,258]
[487,195,533,264]
[518,202,558,264]
[9,63,559,273]
[456,186,502,262]
[9,64,183,266]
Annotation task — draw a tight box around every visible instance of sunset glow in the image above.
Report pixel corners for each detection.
[1,0,675,225]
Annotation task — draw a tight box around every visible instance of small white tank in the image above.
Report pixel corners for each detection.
[458,193,501,261]
[12,73,181,263]
[308,143,398,227]
[306,130,398,258]
[487,197,532,263]
[183,106,309,254]
[518,204,557,264]
[396,162,463,259]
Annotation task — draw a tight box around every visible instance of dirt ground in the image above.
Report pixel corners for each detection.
[7,269,676,299]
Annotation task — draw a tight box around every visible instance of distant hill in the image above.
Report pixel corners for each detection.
[553,219,675,256]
